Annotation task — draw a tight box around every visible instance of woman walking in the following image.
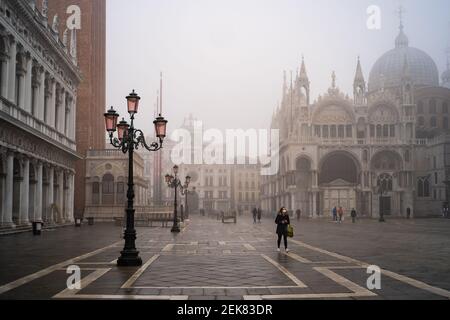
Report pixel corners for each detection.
[275,207,290,252]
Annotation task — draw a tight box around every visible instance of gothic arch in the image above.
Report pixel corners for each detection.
[319,151,361,185]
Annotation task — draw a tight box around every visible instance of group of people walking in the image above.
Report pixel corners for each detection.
[252,207,262,223]
[332,206,357,223]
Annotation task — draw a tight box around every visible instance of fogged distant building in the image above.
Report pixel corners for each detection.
[261,21,450,218]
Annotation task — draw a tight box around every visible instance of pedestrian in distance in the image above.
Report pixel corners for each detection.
[296,209,301,221]
[257,208,262,223]
[252,207,257,224]
[275,207,290,253]
[332,206,337,222]
[351,208,357,223]
[406,207,411,219]
[338,206,344,223]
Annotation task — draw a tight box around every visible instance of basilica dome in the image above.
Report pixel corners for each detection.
[368,26,439,92]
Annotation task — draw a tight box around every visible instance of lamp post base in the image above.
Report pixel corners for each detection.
[171,225,180,233]
[117,250,142,266]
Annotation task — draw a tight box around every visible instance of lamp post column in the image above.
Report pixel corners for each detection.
[172,180,180,233]
[117,120,142,266]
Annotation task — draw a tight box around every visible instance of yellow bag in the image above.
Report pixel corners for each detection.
[287,225,294,238]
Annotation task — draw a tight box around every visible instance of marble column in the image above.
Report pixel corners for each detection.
[50,80,56,128]
[7,38,16,102]
[3,153,14,227]
[58,171,64,223]
[60,90,66,134]
[35,162,43,222]
[24,54,32,113]
[67,173,74,222]
[312,192,318,218]
[47,167,54,223]
[37,68,45,121]
[19,158,30,225]
[1,56,8,97]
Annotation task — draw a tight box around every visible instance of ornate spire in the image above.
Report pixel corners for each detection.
[299,55,308,81]
[354,56,365,83]
[331,71,336,89]
[395,6,409,48]
[402,54,411,79]
[354,57,366,105]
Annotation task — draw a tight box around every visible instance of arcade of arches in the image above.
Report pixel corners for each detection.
[0,149,74,227]
[267,150,414,218]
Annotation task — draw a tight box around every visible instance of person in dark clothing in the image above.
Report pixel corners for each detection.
[332,207,337,222]
[351,208,357,223]
[257,208,262,223]
[406,207,411,219]
[275,207,290,252]
[252,208,257,224]
[296,209,301,221]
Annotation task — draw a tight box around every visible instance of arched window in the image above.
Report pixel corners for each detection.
[417,179,424,197]
[417,101,424,114]
[430,117,437,128]
[417,177,430,198]
[377,174,393,192]
[102,174,114,204]
[442,102,448,114]
[418,116,425,127]
[116,181,125,204]
[92,182,100,205]
[429,99,437,114]
[404,149,410,162]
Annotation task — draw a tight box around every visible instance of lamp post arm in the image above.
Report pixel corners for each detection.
[134,129,163,152]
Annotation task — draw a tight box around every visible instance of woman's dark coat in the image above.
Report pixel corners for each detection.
[275,213,290,235]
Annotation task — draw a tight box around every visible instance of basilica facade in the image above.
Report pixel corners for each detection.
[261,22,450,218]
[0,0,81,230]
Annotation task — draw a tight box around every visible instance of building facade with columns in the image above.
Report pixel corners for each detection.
[0,0,81,229]
[261,21,450,219]
[83,148,149,221]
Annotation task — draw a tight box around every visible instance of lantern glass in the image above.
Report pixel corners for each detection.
[104,107,119,132]
[154,116,168,139]
[186,176,191,185]
[126,90,141,114]
[117,119,129,141]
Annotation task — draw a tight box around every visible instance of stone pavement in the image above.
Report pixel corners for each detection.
[0,215,449,300]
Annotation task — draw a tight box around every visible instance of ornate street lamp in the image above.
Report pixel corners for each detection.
[104,90,168,267]
[165,165,191,233]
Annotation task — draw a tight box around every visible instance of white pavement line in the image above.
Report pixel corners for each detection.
[53,268,111,299]
[290,239,364,265]
[380,269,450,299]
[290,239,450,299]
[162,244,174,252]
[314,267,377,297]
[244,244,256,251]
[285,253,312,264]
[121,254,160,289]
[0,241,122,295]
[261,254,307,288]
[218,241,226,246]
[190,241,198,245]
[55,294,189,300]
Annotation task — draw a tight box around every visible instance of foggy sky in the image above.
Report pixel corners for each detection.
[106,0,450,136]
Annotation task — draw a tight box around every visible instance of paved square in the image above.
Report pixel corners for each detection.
[0,216,449,300]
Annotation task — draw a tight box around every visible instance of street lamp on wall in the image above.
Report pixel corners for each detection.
[165,165,191,233]
[103,90,168,267]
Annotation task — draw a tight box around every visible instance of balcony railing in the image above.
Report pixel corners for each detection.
[284,136,433,146]
[0,96,76,151]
